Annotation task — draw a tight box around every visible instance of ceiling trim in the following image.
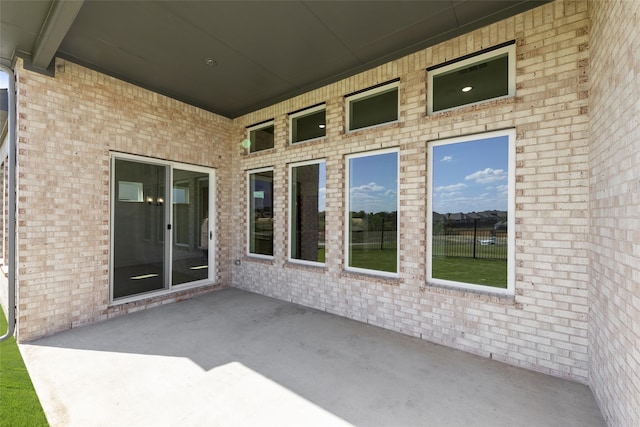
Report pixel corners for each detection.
[31,0,84,72]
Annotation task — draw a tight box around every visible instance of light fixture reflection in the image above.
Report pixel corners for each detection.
[147,196,164,206]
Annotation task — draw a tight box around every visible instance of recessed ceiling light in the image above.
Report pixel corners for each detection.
[204,58,217,67]
[461,86,473,92]
[318,124,326,129]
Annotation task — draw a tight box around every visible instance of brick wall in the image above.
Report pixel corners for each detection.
[14,3,639,416]
[15,58,233,341]
[231,1,592,382]
[589,0,640,425]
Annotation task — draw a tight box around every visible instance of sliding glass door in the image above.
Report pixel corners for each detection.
[112,155,215,300]
[172,169,210,286]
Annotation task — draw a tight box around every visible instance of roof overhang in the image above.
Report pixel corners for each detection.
[1,0,550,118]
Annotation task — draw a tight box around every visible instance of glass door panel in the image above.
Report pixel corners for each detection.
[172,169,210,285]
[113,159,167,298]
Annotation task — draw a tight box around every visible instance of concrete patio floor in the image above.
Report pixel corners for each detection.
[20,288,605,427]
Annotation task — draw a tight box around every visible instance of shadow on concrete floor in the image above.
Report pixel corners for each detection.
[20,288,605,427]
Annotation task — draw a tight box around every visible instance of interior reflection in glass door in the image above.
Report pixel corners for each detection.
[112,157,214,300]
[172,169,210,285]
[113,159,167,298]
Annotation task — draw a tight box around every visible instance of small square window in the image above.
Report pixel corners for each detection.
[290,104,326,144]
[346,81,399,132]
[247,121,275,153]
[427,43,515,114]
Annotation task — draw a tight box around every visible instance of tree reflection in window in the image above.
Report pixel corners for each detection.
[346,149,399,276]
[429,131,514,293]
[249,169,274,256]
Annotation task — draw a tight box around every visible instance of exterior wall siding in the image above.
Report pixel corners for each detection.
[14,58,233,342]
[231,0,592,382]
[588,0,640,425]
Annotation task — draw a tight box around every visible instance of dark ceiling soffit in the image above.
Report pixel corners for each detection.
[57,0,549,119]
[229,0,550,118]
[29,0,85,75]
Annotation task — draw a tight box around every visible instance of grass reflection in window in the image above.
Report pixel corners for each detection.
[346,149,399,276]
[429,130,514,293]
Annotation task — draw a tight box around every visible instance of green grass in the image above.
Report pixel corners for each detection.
[0,308,48,426]
[323,246,505,287]
[318,247,398,273]
[432,256,507,288]
[349,248,397,273]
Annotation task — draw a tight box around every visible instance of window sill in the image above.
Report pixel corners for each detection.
[345,120,401,136]
[289,136,326,146]
[243,255,275,265]
[285,261,326,273]
[427,96,515,119]
[340,269,401,285]
[421,281,516,304]
[244,147,276,157]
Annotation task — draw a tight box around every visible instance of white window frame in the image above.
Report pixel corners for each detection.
[288,159,326,267]
[109,152,217,304]
[346,81,400,133]
[427,43,516,115]
[289,104,326,145]
[426,129,516,295]
[345,147,400,278]
[247,167,275,259]
[247,120,275,153]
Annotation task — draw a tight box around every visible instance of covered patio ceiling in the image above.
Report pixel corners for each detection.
[0,0,548,118]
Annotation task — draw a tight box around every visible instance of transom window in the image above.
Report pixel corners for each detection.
[346,81,399,132]
[290,104,326,144]
[427,42,515,114]
[247,120,275,153]
[345,148,399,276]
[427,129,515,295]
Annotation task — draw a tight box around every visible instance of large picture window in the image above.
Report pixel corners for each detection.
[346,149,399,276]
[289,160,326,265]
[427,42,515,114]
[427,129,515,294]
[248,168,274,257]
